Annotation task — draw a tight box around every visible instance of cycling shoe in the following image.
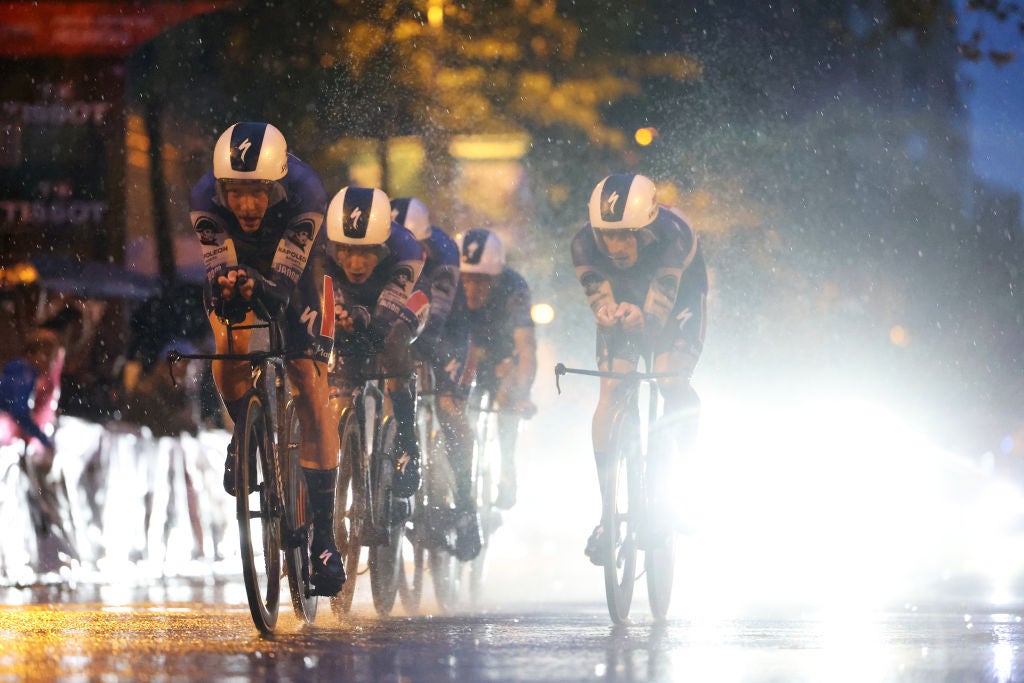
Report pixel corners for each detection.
[392,452,421,498]
[584,524,607,566]
[222,439,257,497]
[310,537,346,597]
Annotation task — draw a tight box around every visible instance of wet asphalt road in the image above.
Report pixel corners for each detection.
[2,580,1023,682]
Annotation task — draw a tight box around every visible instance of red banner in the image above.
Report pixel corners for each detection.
[0,1,235,57]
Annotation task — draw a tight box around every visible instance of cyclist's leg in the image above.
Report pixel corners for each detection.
[650,286,705,535]
[433,342,480,560]
[381,322,419,498]
[284,272,345,595]
[488,359,521,510]
[586,329,638,562]
[208,310,255,494]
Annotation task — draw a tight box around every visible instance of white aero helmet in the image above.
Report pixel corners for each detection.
[457,229,505,275]
[326,186,393,245]
[390,197,431,241]
[588,173,658,230]
[213,122,288,182]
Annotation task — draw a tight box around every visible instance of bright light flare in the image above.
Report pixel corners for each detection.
[531,303,555,325]
[674,389,1024,613]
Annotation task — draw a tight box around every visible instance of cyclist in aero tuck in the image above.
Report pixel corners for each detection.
[457,229,537,511]
[392,197,481,561]
[189,121,345,596]
[323,187,428,502]
[570,173,708,565]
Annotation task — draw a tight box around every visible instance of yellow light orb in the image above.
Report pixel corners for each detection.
[531,303,555,325]
[889,325,909,347]
[634,127,657,146]
[427,5,444,28]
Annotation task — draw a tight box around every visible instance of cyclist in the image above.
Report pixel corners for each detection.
[324,187,427,502]
[457,229,537,511]
[392,197,481,561]
[571,173,707,565]
[189,122,345,596]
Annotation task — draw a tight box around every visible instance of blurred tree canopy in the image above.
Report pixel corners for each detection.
[128,0,1024,452]
[134,0,699,196]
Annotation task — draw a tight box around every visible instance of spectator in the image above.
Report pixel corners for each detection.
[0,328,62,464]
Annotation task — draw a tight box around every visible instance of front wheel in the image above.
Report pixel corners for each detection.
[429,544,460,612]
[283,399,317,623]
[332,406,366,618]
[237,394,282,633]
[646,533,675,621]
[602,408,640,625]
[368,417,405,616]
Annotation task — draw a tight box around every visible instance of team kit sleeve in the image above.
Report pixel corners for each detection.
[189,172,241,315]
[369,224,427,341]
[419,229,461,341]
[252,165,328,319]
[641,207,697,330]
[506,270,535,329]
[570,226,617,317]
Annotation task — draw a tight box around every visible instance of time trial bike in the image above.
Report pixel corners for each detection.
[397,361,468,614]
[554,357,678,624]
[169,302,317,633]
[330,344,411,617]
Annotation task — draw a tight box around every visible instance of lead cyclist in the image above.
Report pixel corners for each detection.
[569,173,708,564]
[189,122,344,596]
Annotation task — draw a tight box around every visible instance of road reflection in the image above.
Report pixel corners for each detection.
[3,592,1023,682]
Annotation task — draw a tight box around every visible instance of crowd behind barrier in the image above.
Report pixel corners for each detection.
[0,417,235,586]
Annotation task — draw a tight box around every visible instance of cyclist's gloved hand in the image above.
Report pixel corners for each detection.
[595,304,618,330]
[335,304,371,335]
[616,302,645,331]
[243,270,288,321]
[216,267,247,301]
[212,295,250,324]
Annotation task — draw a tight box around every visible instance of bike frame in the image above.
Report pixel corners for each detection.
[329,349,409,617]
[168,301,314,632]
[554,358,680,623]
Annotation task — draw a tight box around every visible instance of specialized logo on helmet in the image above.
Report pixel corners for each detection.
[229,123,267,173]
[238,138,252,163]
[606,191,620,216]
[391,198,409,225]
[342,187,375,239]
[600,174,634,223]
[462,230,489,265]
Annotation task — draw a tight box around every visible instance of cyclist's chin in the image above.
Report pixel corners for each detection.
[610,257,635,269]
[347,272,370,284]
[239,218,263,232]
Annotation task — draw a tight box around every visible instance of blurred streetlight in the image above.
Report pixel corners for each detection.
[428,0,443,29]
[634,126,658,146]
[531,303,555,325]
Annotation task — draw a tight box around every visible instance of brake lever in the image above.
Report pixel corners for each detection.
[554,362,566,395]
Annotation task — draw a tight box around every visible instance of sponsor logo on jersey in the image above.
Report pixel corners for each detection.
[676,307,693,330]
